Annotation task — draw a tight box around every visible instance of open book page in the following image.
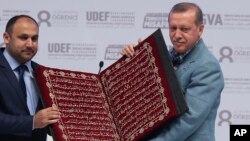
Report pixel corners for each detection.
[34,68,120,141]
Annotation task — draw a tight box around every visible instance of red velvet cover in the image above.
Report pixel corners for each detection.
[34,29,188,141]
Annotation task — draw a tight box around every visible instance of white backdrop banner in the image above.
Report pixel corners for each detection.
[1,0,250,141]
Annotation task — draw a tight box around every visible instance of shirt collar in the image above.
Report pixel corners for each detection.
[3,49,33,72]
[171,38,201,58]
[171,38,201,67]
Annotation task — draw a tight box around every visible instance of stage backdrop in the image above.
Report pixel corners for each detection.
[1,0,250,141]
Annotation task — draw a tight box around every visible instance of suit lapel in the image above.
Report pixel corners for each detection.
[175,39,205,76]
[0,48,30,114]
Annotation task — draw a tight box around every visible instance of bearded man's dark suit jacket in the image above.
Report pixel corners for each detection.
[0,48,48,141]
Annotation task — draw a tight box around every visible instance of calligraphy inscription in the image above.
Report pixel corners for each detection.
[43,71,119,141]
[101,42,169,141]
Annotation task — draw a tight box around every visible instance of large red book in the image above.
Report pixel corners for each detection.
[34,29,188,141]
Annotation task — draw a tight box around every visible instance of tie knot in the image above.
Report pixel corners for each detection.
[171,51,182,66]
[16,65,28,76]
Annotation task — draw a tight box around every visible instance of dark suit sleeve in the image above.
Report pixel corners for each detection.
[0,113,33,136]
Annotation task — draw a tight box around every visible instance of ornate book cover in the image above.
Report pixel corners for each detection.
[34,29,188,141]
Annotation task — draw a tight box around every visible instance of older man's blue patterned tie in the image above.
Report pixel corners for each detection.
[171,51,182,67]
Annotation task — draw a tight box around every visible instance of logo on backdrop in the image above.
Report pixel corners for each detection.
[218,110,232,126]
[37,10,51,27]
[219,46,250,63]
[143,13,168,29]
[219,46,233,62]
[204,13,250,30]
[104,44,123,60]
[203,14,223,26]
[0,9,31,25]
[47,42,96,60]
[218,109,250,126]
[223,77,250,94]
[37,10,79,27]
[85,11,135,28]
